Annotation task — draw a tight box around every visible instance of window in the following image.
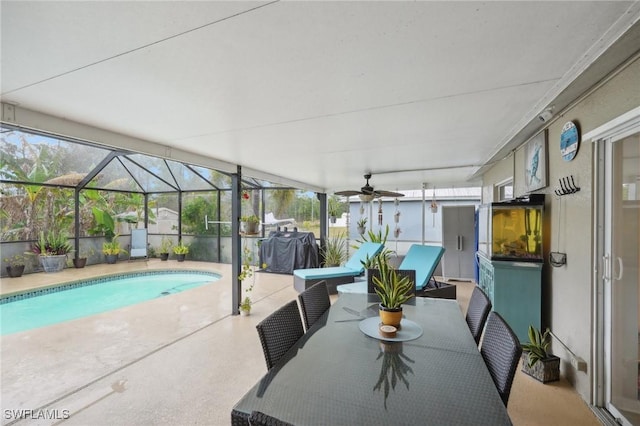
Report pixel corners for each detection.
[496,179,513,201]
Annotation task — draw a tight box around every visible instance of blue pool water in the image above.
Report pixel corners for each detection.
[0,271,220,335]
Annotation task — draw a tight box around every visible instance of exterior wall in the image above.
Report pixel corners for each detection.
[481,56,640,402]
[481,152,515,203]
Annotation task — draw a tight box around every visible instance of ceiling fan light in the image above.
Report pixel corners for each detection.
[359,194,374,202]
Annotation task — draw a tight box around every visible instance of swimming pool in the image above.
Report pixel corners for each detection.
[0,270,220,335]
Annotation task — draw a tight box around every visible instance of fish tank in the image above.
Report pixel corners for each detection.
[477,195,544,262]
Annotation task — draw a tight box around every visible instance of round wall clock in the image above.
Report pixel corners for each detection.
[560,121,579,161]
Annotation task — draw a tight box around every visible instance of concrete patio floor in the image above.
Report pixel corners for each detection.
[1,260,598,425]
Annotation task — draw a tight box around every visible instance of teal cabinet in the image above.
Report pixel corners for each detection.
[477,253,542,343]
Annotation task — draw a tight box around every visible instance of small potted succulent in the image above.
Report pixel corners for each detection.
[4,254,26,278]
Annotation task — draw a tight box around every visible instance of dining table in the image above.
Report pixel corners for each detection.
[231,293,512,425]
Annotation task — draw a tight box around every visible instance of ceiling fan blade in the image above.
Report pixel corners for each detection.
[335,190,362,197]
[373,190,405,198]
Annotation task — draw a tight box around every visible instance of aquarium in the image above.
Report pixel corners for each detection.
[477,196,544,262]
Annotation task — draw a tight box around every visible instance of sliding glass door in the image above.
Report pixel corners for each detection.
[596,125,640,425]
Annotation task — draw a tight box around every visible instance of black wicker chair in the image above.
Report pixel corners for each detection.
[465,286,492,345]
[248,410,295,426]
[298,280,331,331]
[480,311,523,406]
[256,300,304,370]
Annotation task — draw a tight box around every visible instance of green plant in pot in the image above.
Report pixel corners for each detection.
[372,256,413,328]
[240,215,260,235]
[4,254,27,278]
[32,230,74,272]
[356,217,367,235]
[173,241,189,262]
[321,232,347,267]
[158,237,173,261]
[328,196,341,223]
[73,246,96,269]
[521,325,560,383]
[102,235,125,264]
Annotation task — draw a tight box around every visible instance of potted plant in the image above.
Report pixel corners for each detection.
[372,256,413,328]
[32,230,73,273]
[240,215,260,235]
[173,241,189,262]
[4,254,26,278]
[239,296,252,316]
[158,237,173,261]
[357,217,367,235]
[73,246,95,269]
[102,234,124,264]
[521,325,560,383]
[321,232,347,267]
[328,197,340,224]
[328,207,338,224]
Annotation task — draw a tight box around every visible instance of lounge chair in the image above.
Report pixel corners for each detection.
[337,244,454,298]
[129,228,148,260]
[263,212,295,229]
[293,242,383,294]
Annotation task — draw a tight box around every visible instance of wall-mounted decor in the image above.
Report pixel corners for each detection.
[524,130,548,193]
[560,121,580,161]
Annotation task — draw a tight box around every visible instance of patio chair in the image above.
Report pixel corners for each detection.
[480,311,522,407]
[293,242,383,294]
[129,228,148,260]
[338,244,451,297]
[248,410,295,426]
[298,280,331,331]
[256,300,304,370]
[466,286,492,345]
[263,212,295,229]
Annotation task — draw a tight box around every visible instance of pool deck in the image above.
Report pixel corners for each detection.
[0,260,599,426]
[1,259,297,426]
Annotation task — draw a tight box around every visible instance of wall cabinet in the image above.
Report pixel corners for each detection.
[477,253,542,343]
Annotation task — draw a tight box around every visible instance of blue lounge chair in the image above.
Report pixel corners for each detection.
[293,242,383,294]
[337,244,450,297]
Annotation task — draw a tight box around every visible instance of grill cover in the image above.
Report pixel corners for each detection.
[260,231,319,274]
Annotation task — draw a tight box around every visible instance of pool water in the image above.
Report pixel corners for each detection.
[0,271,220,335]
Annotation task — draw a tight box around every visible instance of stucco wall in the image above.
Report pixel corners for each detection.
[481,56,640,402]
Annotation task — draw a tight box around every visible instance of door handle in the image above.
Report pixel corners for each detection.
[602,254,610,280]
[614,256,624,281]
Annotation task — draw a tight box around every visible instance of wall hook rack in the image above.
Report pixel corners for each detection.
[554,175,580,196]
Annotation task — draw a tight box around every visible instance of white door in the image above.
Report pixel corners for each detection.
[594,116,640,424]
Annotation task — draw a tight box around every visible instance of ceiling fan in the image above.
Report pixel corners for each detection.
[335,173,404,201]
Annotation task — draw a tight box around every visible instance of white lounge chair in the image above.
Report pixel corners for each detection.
[129,228,148,260]
[263,212,295,229]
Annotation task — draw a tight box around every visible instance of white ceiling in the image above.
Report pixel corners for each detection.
[2,1,640,194]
